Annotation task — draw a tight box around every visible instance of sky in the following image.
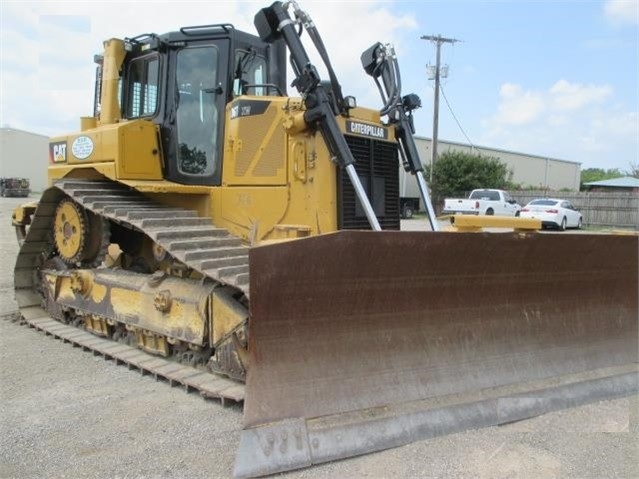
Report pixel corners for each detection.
[1,0,637,172]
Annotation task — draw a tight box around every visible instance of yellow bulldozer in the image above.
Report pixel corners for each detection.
[11,1,637,477]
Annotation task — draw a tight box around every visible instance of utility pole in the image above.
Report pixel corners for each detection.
[421,34,459,183]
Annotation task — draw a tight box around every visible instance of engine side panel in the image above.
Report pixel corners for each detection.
[48,120,163,181]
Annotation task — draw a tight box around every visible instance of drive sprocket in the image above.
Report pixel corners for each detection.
[53,198,109,266]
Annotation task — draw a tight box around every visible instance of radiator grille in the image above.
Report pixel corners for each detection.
[338,135,400,230]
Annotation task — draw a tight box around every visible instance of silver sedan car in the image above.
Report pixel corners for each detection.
[520,198,583,231]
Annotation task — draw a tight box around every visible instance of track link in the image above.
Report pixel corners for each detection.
[55,179,250,294]
[13,179,250,405]
[15,306,244,404]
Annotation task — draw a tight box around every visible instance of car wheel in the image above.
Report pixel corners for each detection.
[402,205,414,219]
[485,208,494,216]
[559,217,567,231]
[577,217,582,229]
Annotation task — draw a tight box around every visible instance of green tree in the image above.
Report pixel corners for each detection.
[426,151,511,199]
[579,168,624,190]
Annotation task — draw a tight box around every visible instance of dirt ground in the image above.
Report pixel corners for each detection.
[1,195,637,479]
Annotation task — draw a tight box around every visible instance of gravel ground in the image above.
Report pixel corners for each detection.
[1,195,637,479]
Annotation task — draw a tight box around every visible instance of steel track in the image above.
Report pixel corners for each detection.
[13,179,249,405]
[8,306,245,404]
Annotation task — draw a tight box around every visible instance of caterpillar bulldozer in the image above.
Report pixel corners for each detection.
[11,1,638,477]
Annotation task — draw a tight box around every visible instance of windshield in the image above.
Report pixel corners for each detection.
[528,199,558,206]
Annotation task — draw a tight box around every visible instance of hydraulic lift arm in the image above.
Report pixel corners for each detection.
[361,42,440,231]
[254,1,382,231]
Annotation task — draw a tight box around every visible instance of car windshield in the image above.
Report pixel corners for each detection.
[528,199,558,206]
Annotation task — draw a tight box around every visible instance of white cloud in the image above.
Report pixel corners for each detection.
[481,81,637,168]
[604,0,639,26]
[1,1,416,136]
[488,80,615,127]
[549,80,613,111]
[492,83,545,126]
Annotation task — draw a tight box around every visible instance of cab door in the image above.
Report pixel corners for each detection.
[164,41,229,186]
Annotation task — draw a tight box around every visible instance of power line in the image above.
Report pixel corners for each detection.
[439,84,480,154]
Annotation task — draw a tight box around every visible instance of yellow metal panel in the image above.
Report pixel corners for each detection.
[46,268,214,347]
[220,186,289,242]
[111,287,142,318]
[48,119,161,182]
[11,203,37,226]
[283,133,338,236]
[116,120,163,180]
[80,117,97,131]
[444,214,542,231]
[219,99,342,241]
[223,97,287,186]
[48,164,117,185]
[91,281,108,303]
[65,125,118,164]
[211,288,248,346]
[119,180,210,194]
[344,106,382,124]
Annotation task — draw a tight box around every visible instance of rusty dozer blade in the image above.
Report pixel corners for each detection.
[235,231,638,478]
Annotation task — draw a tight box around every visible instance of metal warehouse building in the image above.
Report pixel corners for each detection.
[0,127,48,193]
[401,136,581,198]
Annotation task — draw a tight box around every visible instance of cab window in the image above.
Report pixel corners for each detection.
[126,56,159,118]
[233,49,267,96]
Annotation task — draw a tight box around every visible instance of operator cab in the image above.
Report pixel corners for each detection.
[109,25,286,186]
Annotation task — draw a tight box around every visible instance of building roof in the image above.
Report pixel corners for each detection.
[413,135,581,166]
[0,126,48,139]
[584,176,639,188]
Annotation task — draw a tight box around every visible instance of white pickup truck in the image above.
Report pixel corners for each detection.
[442,189,521,216]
